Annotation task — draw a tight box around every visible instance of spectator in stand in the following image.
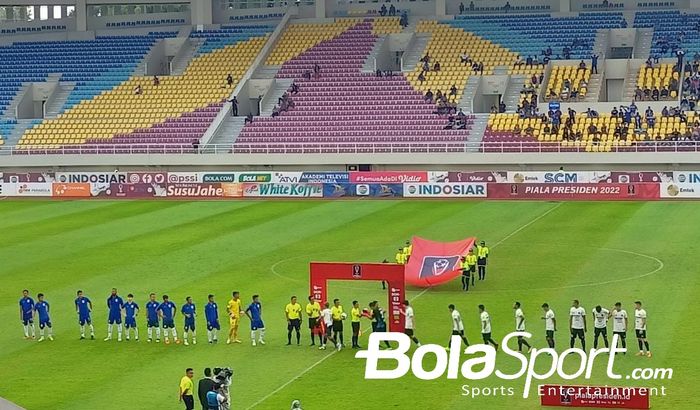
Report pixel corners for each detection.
[459,2,465,14]
[504,1,511,13]
[499,101,506,113]
[389,5,396,16]
[461,52,471,65]
[652,87,660,101]
[433,61,441,72]
[422,60,430,72]
[676,49,686,71]
[643,87,651,100]
[244,112,254,124]
[470,0,475,11]
[424,89,434,102]
[400,11,408,28]
[134,84,142,95]
[526,55,533,67]
[478,62,484,74]
[435,90,443,102]
[313,63,321,77]
[302,70,312,80]
[602,0,609,8]
[290,82,299,94]
[379,4,387,16]
[591,54,599,74]
[450,84,458,98]
[662,106,670,117]
[418,71,426,83]
[670,77,679,93]
[578,60,587,73]
[226,74,234,87]
[271,106,280,118]
[153,76,160,86]
[490,105,498,114]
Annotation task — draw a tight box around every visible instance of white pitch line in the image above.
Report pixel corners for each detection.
[247,202,562,409]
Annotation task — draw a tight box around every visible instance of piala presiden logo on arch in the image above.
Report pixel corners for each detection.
[355,332,672,399]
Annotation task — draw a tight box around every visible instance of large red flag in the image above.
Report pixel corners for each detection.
[404,236,476,287]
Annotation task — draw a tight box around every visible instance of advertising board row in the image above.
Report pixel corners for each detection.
[2,181,699,199]
[4,170,700,185]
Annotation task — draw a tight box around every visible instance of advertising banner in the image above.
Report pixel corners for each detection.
[604,172,673,183]
[166,172,239,184]
[10,183,52,197]
[540,385,650,409]
[660,183,700,198]
[52,183,91,197]
[488,183,660,200]
[273,172,349,183]
[444,171,508,183]
[243,183,323,198]
[165,183,244,198]
[323,183,403,198]
[403,183,488,198]
[55,172,128,184]
[0,172,55,183]
[87,183,168,198]
[349,171,429,184]
[506,171,614,184]
[672,171,700,184]
[126,172,167,184]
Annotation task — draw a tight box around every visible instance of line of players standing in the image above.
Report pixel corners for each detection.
[18,288,266,347]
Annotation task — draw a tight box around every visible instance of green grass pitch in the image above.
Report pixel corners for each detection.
[0,200,699,410]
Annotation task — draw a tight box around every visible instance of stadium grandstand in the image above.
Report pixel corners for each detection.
[0,0,695,162]
[3,2,700,410]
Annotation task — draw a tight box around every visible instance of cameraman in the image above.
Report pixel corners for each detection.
[206,384,227,410]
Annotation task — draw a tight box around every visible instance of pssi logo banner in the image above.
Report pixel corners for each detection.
[243,183,323,197]
[403,183,487,197]
[404,236,476,287]
[323,183,403,198]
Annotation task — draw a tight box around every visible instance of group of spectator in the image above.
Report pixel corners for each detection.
[272,83,299,118]
[489,101,507,114]
[458,52,485,75]
[379,4,396,17]
[444,109,469,130]
[458,1,475,14]
[424,86,458,115]
[302,64,321,80]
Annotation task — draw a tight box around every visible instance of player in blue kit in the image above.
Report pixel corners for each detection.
[158,295,179,344]
[75,290,94,340]
[34,293,53,342]
[19,289,36,339]
[124,294,140,341]
[145,293,161,343]
[244,294,266,347]
[205,294,220,344]
[181,296,197,346]
[105,288,124,342]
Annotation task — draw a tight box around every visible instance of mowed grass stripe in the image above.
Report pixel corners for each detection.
[0,200,121,229]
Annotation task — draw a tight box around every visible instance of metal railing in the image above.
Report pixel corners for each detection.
[1,141,699,155]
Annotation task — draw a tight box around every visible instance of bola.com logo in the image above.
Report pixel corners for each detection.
[355,332,672,398]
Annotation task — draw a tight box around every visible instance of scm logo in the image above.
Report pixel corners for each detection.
[355,332,628,398]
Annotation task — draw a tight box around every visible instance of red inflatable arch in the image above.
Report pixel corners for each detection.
[309,262,405,332]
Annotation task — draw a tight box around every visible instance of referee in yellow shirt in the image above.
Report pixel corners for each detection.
[395,248,406,265]
[179,367,194,410]
[331,298,344,350]
[285,296,302,346]
[305,296,321,346]
[403,240,412,262]
[351,300,362,349]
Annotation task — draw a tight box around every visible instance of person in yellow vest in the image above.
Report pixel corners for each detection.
[330,298,345,350]
[403,240,413,263]
[226,291,242,344]
[461,249,477,291]
[477,240,490,281]
[305,296,321,346]
[395,248,406,265]
[285,296,302,346]
[350,300,362,349]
